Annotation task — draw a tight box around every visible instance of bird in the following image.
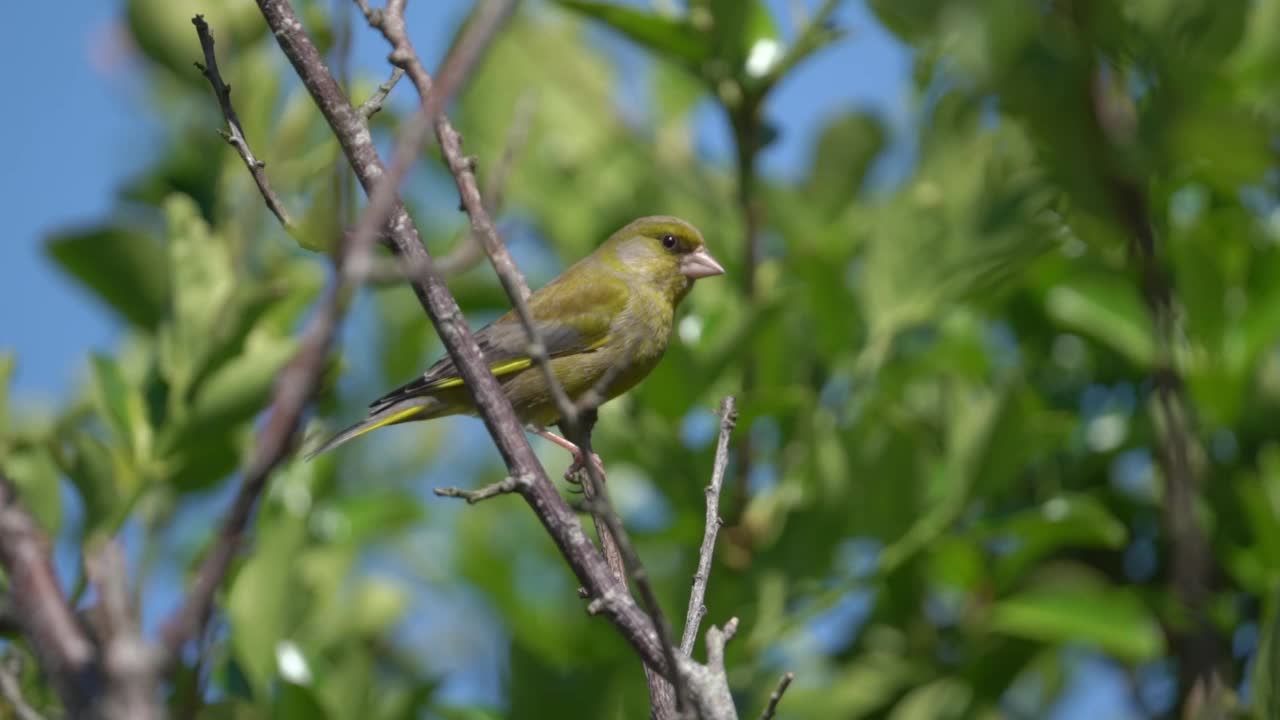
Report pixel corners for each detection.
[306,215,725,470]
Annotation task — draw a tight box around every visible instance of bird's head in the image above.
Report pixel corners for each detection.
[601,216,724,305]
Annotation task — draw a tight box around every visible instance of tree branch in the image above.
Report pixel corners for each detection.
[682,396,738,655]
[0,474,100,717]
[433,473,532,503]
[757,672,795,720]
[359,66,404,118]
[254,0,670,677]
[1086,66,1222,712]
[191,14,295,231]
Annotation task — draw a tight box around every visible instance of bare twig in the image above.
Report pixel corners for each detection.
[191,15,295,230]
[682,396,738,655]
[256,0,670,677]
[0,652,46,720]
[758,672,795,720]
[682,618,741,720]
[359,67,404,118]
[0,474,99,716]
[434,473,532,503]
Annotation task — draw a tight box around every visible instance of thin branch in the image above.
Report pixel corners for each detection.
[757,672,794,720]
[359,66,404,118]
[570,414,682,717]
[0,652,46,720]
[191,15,295,231]
[434,473,532,503]
[682,396,738,655]
[255,0,670,677]
[434,92,536,277]
[0,474,99,716]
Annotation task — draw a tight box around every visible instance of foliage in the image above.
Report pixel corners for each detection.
[4,0,1280,718]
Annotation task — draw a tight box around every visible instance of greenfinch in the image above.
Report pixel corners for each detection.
[307,215,724,459]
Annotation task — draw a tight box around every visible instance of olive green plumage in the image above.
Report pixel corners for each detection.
[307,215,724,458]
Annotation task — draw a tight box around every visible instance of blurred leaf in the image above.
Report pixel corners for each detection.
[45,226,169,330]
[1045,274,1154,367]
[126,0,265,82]
[3,446,62,534]
[277,680,328,720]
[982,494,1128,586]
[554,2,710,71]
[229,493,309,696]
[56,432,119,530]
[989,585,1165,662]
[90,354,153,464]
[804,111,887,217]
[888,677,973,720]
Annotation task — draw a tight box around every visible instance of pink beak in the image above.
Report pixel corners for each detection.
[680,247,726,279]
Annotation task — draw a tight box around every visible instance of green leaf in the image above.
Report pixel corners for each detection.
[90,354,153,463]
[185,336,297,437]
[45,225,169,330]
[229,487,310,696]
[56,432,121,530]
[276,680,328,720]
[1045,274,1154,367]
[983,495,1128,586]
[3,446,62,534]
[989,586,1164,662]
[803,111,887,217]
[707,0,779,70]
[555,1,711,71]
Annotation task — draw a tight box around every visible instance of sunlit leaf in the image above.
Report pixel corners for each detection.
[554,1,710,71]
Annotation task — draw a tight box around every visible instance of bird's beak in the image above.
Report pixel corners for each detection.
[681,247,726,279]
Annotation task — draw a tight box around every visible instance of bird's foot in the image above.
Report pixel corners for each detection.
[564,449,605,485]
[529,427,605,485]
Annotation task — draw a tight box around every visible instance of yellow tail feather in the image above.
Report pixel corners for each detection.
[306,404,425,459]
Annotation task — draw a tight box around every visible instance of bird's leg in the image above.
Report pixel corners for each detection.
[529,427,605,484]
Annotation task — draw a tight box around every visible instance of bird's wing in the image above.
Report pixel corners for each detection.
[368,269,626,412]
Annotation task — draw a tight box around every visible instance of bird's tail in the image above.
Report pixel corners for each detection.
[305,398,441,460]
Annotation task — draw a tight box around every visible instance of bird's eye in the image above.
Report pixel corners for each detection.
[661,234,678,250]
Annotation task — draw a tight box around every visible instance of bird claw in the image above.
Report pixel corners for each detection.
[564,449,605,485]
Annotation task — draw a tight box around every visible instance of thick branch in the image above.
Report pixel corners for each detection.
[0,474,99,716]
[254,0,669,675]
